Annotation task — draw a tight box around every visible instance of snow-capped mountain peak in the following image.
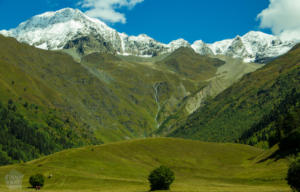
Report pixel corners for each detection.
[192,31,295,62]
[119,33,168,56]
[229,31,294,62]
[1,8,120,50]
[22,8,91,28]
[168,39,191,52]
[191,40,214,55]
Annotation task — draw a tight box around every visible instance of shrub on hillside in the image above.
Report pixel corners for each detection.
[287,158,300,192]
[29,174,45,188]
[0,150,12,165]
[148,165,175,191]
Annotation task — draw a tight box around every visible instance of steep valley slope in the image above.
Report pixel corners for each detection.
[170,43,300,145]
[155,55,262,135]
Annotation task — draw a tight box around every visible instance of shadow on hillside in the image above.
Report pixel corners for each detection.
[258,147,299,163]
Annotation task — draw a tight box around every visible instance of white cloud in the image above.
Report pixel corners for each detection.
[79,0,144,24]
[257,0,300,41]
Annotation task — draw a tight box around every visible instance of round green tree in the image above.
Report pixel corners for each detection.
[287,159,300,192]
[148,165,175,191]
[29,174,45,188]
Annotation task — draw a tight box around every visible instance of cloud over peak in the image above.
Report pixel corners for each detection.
[79,0,144,24]
[258,0,300,41]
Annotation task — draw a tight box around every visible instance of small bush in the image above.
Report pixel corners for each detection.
[29,174,45,188]
[287,159,300,192]
[148,165,175,191]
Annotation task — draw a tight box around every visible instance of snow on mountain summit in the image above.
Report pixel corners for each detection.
[239,31,294,62]
[192,31,295,62]
[191,40,214,55]
[0,8,296,62]
[1,8,121,50]
[119,33,169,56]
[168,39,191,52]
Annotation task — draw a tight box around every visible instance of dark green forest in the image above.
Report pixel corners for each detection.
[239,89,300,154]
[0,99,99,165]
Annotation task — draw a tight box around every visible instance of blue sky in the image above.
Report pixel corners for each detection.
[0,0,276,43]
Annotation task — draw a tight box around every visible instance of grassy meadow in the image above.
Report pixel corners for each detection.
[0,138,290,192]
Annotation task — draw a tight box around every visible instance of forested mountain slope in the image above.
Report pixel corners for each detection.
[240,90,300,152]
[0,36,100,165]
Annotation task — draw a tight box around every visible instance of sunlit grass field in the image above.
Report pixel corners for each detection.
[0,138,290,192]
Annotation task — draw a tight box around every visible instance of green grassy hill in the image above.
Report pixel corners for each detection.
[156,47,225,81]
[170,43,300,144]
[0,138,290,192]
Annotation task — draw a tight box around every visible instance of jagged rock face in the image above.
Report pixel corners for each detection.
[63,34,116,56]
[226,36,249,59]
[0,8,296,62]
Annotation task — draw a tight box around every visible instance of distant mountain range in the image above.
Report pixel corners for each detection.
[0,8,296,63]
